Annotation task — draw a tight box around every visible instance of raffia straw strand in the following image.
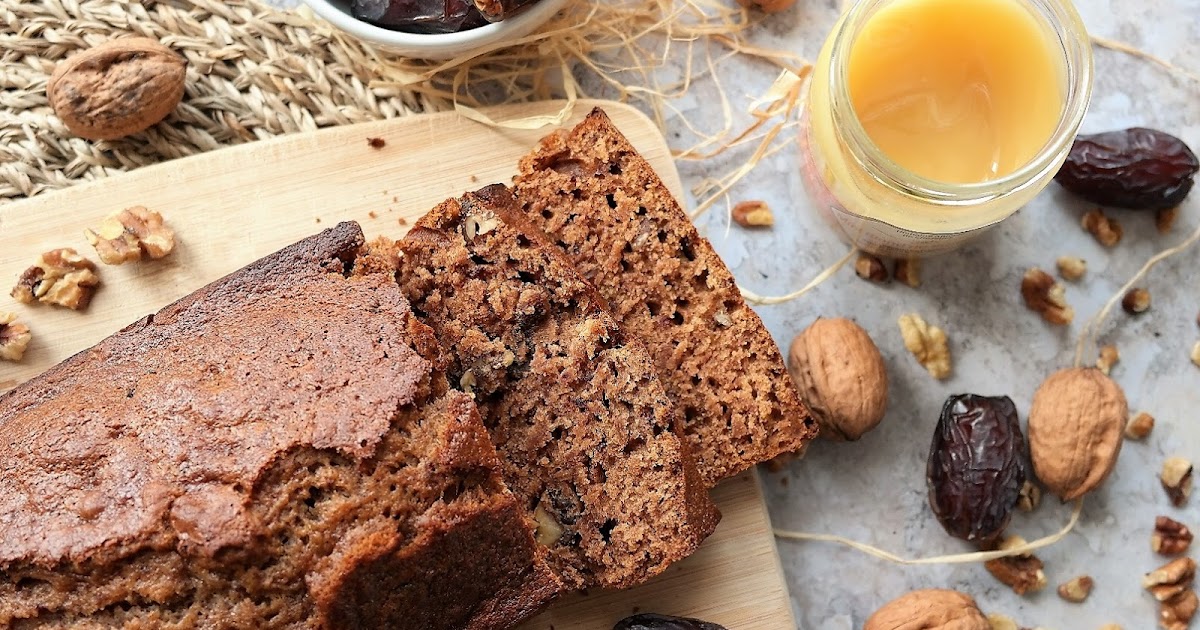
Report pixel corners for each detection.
[740,247,857,305]
[1092,35,1200,85]
[1074,218,1200,367]
[775,499,1084,565]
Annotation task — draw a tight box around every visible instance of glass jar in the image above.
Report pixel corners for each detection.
[800,0,1094,258]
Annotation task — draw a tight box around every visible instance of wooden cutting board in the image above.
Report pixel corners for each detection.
[0,99,795,630]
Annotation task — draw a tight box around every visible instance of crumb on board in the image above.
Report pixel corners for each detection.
[315,217,321,224]
[398,217,408,226]
[392,196,398,203]
[469,174,478,182]
[367,137,385,149]
[368,211,378,219]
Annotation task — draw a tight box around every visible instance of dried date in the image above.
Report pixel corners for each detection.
[1056,128,1198,210]
[352,0,488,34]
[927,394,1028,544]
[614,613,728,630]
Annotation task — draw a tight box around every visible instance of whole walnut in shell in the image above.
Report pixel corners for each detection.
[48,38,187,141]
[1028,367,1127,501]
[864,589,990,630]
[787,317,889,441]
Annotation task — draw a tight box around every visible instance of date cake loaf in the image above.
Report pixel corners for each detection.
[0,222,559,629]
[513,108,818,486]
[397,184,720,590]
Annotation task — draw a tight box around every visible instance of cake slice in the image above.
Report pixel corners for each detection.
[398,184,720,590]
[0,222,558,629]
[513,109,818,486]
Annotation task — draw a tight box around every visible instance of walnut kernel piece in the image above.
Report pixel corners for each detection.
[1158,207,1179,233]
[1082,208,1123,246]
[1145,557,1196,602]
[11,249,101,310]
[1153,517,1194,556]
[735,0,797,13]
[855,254,889,283]
[1096,344,1119,375]
[894,258,921,287]
[1162,457,1194,507]
[1057,575,1094,603]
[0,312,32,362]
[898,313,951,379]
[984,535,1047,595]
[1017,480,1042,512]
[533,505,563,546]
[1056,255,1087,281]
[731,200,774,228]
[1123,287,1151,315]
[84,206,176,265]
[864,589,989,630]
[1162,590,1199,630]
[1021,268,1074,325]
[1126,412,1156,440]
[462,214,499,240]
[986,614,1019,630]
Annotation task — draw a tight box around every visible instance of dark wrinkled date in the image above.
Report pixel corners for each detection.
[926,394,1027,544]
[1055,127,1198,210]
[614,613,729,630]
[352,0,488,34]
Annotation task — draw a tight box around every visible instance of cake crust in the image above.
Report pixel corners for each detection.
[0,222,557,629]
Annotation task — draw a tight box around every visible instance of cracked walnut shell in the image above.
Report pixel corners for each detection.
[864,589,990,630]
[1028,367,1127,501]
[0,312,32,362]
[85,206,176,264]
[11,249,101,310]
[787,318,889,441]
[898,313,951,379]
[48,38,187,141]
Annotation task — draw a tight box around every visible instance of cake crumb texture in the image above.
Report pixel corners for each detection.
[513,109,818,485]
[399,185,719,591]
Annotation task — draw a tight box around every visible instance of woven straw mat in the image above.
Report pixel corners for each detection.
[1,0,438,203]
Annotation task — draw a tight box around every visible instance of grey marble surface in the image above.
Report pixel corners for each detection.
[275,1,1200,627]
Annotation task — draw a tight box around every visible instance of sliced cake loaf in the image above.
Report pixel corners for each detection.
[398,184,719,590]
[513,109,818,486]
[0,222,558,629]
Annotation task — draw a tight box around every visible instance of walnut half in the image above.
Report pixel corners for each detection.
[0,312,32,362]
[84,206,176,265]
[11,249,100,310]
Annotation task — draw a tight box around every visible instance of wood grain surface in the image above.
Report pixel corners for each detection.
[0,99,795,630]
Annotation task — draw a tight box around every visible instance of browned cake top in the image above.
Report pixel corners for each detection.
[513,109,818,485]
[0,223,441,568]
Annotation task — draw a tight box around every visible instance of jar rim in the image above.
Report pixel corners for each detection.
[827,0,1094,206]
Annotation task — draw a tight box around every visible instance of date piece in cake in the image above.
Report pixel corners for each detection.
[514,108,818,486]
[0,222,558,629]
[399,185,719,590]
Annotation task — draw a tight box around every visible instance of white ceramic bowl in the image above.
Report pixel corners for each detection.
[300,0,570,60]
